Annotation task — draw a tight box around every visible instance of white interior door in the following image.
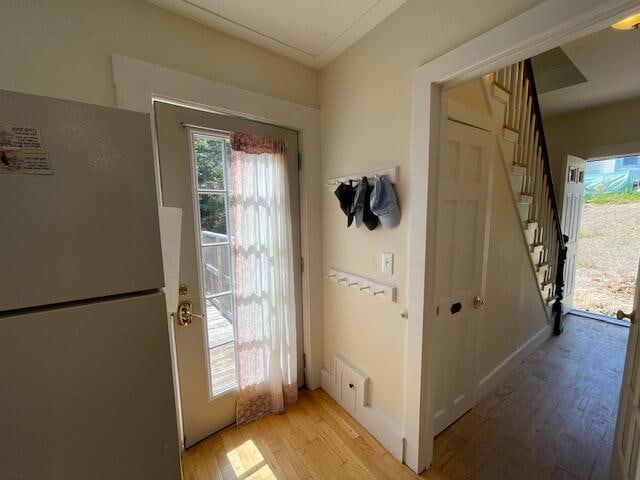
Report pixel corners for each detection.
[432,119,494,436]
[611,258,640,480]
[154,102,303,447]
[560,154,586,313]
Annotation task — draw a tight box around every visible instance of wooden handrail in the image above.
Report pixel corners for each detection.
[493,60,567,333]
[522,59,567,334]
[522,59,565,252]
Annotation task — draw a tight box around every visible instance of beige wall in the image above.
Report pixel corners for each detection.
[448,80,492,115]
[481,147,549,380]
[320,0,544,424]
[545,97,640,207]
[0,0,318,108]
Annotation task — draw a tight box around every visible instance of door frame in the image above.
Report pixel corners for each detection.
[560,154,587,314]
[405,0,640,472]
[112,55,323,450]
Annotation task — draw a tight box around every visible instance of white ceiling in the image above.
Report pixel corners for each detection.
[148,0,407,68]
[539,26,640,116]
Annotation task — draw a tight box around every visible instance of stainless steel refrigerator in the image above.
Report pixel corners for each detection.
[0,90,182,479]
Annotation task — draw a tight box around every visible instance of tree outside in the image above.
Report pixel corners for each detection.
[194,135,228,236]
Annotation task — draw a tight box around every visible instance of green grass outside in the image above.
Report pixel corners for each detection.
[579,230,603,240]
[585,191,640,205]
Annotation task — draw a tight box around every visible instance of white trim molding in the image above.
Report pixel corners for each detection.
[477,324,552,400]
[405,0,640,472]
[147,0,407,69]
[321,362,404,461]
[111,54,324,395]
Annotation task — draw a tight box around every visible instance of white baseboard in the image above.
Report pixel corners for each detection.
[320,367,404,461]
[477,324,552,400]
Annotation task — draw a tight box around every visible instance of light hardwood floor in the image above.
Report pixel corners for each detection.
[182,314,627,480]
[181,387,445,480]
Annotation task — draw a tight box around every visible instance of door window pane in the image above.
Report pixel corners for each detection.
[199,193,228,242]
[206,295,234,348]
[191,132,237,398]
[194,134,225,190]
[202,245,232,298]
[209,342,237,395]
[207,293,236,396]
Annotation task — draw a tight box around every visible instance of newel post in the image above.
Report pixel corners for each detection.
[553,234,569,335]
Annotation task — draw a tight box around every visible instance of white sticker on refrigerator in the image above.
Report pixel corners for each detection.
[0,150,51,174]
[0,125,44,150]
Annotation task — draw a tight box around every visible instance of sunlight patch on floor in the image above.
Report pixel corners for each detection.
[226,439,277,479]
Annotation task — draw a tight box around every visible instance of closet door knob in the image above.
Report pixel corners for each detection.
[472,296,485,309]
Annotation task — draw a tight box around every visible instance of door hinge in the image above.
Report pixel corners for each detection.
[301,257,304,272]
[298,153,302,170]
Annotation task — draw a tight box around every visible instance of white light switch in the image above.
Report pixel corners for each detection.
[382,252,394,275]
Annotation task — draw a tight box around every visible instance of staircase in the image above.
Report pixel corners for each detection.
[490,60,567,334]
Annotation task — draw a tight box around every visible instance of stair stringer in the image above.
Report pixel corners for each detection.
[495,134,552,321]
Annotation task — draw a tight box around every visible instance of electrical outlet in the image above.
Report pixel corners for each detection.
[381,252,394,275]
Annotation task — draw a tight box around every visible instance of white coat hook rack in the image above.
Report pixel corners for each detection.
[326,268,396,302]
[325,166,399,191]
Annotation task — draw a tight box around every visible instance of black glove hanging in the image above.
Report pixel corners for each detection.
[351,177,379,231]
[363,182,379,231]
[334,181,356,227]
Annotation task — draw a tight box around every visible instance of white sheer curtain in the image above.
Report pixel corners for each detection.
[229,132,297,425]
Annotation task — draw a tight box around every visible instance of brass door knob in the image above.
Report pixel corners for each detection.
[616,310,635,323]
[174,300,203,326]
[472,296,485,309]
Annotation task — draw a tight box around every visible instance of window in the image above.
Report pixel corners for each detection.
[191,132,237,397]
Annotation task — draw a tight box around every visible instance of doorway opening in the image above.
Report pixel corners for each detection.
[571,154,640,323]
[424,11,640,477]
